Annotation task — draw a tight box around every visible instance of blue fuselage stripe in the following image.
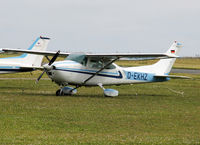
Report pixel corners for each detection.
[55,68,123,79]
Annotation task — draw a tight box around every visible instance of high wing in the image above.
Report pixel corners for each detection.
[2,48,177,60]
[84,53,177,60]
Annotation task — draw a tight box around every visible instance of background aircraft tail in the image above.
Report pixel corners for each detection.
[0,36,50,67]
[152,41,182,75]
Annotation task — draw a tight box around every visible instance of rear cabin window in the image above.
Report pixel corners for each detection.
[89,60,103,69]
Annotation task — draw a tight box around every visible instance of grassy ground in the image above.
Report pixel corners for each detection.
[0,73,200,144]
[0,54,200,144]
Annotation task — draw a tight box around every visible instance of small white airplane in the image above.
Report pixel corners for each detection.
[0,36,50,74]
[3,40,190,97]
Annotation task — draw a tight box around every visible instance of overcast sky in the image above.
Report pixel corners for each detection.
[0,0,200,56]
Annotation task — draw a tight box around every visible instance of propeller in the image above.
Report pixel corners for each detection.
[48,50,60,65]
[36,50,60,83]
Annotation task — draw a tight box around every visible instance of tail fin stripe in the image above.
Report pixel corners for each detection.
[18,37,41,58]
[27,37,40,50]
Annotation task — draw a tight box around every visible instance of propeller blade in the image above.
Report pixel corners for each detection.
[36,71,45,83]
[36,50,60,84]
[48,50,60,65]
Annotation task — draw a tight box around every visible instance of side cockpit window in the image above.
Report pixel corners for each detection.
[88,59,116,69]
[89,59,103,69]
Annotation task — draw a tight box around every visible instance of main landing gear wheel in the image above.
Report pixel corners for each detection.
[56,87,77,96]
[98,83,119,97]
[56,89,63,96]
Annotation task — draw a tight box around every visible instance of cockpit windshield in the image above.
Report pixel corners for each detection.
[65,54,87,66]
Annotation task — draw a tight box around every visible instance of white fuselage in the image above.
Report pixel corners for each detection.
[0,58,34,74]
[46,60,168,86]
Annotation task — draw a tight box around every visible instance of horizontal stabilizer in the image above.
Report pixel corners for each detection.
[154,75,191,79]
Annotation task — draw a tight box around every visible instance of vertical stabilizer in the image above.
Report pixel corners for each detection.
[0,36,50,67]
[22,36,50,66]
[152,41,182,75]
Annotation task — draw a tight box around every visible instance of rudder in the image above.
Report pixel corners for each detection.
[152,41,182,75]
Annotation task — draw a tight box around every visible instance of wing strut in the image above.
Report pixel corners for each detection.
[45,56,51,62]
[71,57,119,91]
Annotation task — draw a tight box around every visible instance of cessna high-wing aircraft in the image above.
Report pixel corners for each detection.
[0,36,50,74]
[3,41,189,97]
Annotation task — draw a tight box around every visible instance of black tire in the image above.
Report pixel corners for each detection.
[104,95,113,98]
[56,89,61,96]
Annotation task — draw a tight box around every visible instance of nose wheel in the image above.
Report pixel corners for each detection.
[56,89,63,96]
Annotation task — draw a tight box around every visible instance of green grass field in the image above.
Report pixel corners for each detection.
[0,75,200,144]
[0,57,200,144]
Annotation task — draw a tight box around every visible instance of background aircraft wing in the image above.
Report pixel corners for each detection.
[2,48,70,57]
[20,66,44,70]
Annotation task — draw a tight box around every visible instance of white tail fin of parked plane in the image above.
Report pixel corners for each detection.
[128,41,188,78]
[0,36,50,67]
[152,42,190,79]
[152,41,182,75]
